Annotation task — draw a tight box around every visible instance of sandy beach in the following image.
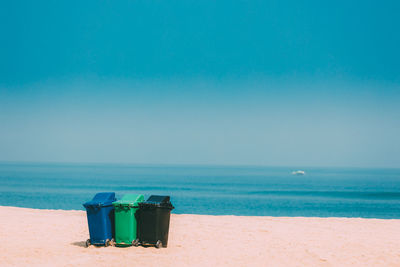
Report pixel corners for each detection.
[1,206,400,266]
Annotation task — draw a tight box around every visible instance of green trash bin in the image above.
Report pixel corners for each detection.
[112,194,144,246]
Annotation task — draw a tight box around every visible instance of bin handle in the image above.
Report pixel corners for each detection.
[117,204,130,210]
[86,204,101,211]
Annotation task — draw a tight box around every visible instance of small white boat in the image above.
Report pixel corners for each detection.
[291,170,306,176]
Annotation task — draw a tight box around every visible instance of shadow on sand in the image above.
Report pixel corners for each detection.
[71,241,87,248]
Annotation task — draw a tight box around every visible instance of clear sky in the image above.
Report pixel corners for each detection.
[1,0,399,167]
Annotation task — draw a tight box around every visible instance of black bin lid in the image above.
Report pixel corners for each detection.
[147,195,170,203]
[139,195,174,209]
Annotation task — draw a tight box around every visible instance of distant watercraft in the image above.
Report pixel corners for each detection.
[292,170,306,176]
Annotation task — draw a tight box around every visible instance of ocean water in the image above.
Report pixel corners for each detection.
[0,163,399,219]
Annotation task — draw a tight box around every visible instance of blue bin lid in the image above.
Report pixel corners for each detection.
[83,192,116,208]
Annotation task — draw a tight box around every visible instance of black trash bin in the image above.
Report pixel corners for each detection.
[136,195,174,248]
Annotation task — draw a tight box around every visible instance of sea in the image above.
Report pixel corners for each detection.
[0,162,399,219]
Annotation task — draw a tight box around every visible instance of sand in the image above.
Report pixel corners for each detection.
[0,206,400,266]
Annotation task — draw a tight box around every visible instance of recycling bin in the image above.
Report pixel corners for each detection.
[112,194,144,246]
[83,192,116,247]
[137,195,174,248]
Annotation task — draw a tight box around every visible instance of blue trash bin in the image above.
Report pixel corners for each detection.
[83,192,116,247]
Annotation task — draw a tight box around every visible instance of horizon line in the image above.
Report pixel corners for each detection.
[0,160,399,170]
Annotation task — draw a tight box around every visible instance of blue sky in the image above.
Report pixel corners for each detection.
[1,1,399,167]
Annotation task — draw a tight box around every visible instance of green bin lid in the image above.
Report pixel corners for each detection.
[112,194,144,207]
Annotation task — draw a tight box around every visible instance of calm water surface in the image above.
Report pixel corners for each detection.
[0,163,399,218]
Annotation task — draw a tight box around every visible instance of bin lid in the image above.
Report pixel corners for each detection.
[83,192,116,208]
[139,195,174,209]
[112,194,144,207]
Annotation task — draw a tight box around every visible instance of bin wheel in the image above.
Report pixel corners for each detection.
[85,239,91,248]
[105,239,110,247]
[155,240,162,249]
[132,239,140,247]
